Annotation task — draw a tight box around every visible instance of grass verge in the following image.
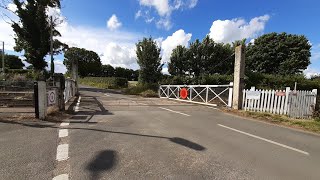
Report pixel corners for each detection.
[222,109,320,134]
[124,83,158,97]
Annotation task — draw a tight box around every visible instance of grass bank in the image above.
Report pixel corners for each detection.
[223,109,320,134]
[124,83,158,97]
[79,77,128,89]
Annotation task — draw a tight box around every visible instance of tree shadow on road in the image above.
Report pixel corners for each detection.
[86,150,117,180]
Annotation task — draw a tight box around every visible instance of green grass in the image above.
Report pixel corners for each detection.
[79,77,128,89]
[124,83,158,97]
[230,110,320,134]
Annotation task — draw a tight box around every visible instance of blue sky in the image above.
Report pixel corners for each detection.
[1,0,319,76]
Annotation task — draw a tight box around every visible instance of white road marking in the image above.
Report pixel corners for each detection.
[53,174,68,180]
[207,106,218,110]
[159,107,191,117]
[75,96,81,112]
[217,124,310,156]
[138,103,148,106]
[56,144,69,161]
[60,122,69,127]
[59,129,68,138]
[104,93,110,97]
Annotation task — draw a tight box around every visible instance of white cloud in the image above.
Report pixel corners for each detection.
[305,43,320,78]
[209,15,270,44]
[159,29,192,63]
[156,17,172,30]
[137,0,198,30]
[107,14,122,31]
[162,66,169,74]
[7,3,17,12]
[47,60,67,74]
[139,0,171,16]
[101,43,138,69]
[304,68,320,78]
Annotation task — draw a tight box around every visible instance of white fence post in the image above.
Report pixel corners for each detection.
[205,85,209,104]
[228,82,233,108]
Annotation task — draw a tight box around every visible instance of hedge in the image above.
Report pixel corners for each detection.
[160,73,320,90]
[79,77,128,89]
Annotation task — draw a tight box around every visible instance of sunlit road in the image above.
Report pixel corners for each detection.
[67,87,320,180]
[1,86,320,180]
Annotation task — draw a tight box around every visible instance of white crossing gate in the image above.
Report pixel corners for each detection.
[159,83,234,107]
[242,87,317,119]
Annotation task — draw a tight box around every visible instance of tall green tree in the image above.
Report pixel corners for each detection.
[101,64,115,77]
[246,32,311,74]
[136,37,162,84]
[0,54,25,69]
[168,45,188,76]
[11,0,66,71]
[63,47,102,77]
[188,39,203,77]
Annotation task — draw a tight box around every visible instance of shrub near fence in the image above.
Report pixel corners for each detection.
[80,77,128,89]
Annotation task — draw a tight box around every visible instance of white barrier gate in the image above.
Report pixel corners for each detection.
[159,83,234,107]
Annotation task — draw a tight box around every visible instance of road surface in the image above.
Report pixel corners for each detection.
[1,86,320,179]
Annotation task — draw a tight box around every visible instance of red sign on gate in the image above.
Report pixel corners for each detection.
[180,88,188,99]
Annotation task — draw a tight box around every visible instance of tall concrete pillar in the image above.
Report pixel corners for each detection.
[71,59,79,95]
[38,81,47,120]
[232,45,245,110]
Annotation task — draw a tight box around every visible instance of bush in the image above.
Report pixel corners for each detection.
[160,74,233,85]
[140,89,158,97]
[124,83,158,95]
[245,72,320,90]
[80,77,128,89]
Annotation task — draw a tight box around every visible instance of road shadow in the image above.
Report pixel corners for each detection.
[0,119,205,151]
[170,137,205,151]
[86,150,117,180]
[67,95,113,123]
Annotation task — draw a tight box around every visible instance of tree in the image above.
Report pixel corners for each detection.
[0,54,24,69]
[64,47,102,77]
[136,37,162,84]
[11,0,66,71]
[188,39,203,77]
[168,45,188,76]
[246,32,311,74]
[101,64,115,77]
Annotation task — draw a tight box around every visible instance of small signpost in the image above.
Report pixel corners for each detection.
[246,91,261,100]
[48,90,56,106]
[276,91,286,96]
[180,88,188,99]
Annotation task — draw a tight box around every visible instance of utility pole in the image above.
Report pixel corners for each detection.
[50,16,54,77]
[2,41,4,77]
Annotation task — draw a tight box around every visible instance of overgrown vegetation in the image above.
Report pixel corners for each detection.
[224,109,320,134]
[124,83,158,97]
[79,77,128,89]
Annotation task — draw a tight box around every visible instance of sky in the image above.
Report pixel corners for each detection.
[0,0,319,77]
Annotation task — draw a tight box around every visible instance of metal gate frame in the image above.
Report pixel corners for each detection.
[159,82,233,107]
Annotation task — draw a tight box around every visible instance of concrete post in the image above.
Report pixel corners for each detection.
[38,81,47,120]
[72,58,79,95]
[232,45,246,110]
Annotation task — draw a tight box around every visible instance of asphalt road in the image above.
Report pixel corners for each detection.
[67,87,320,180]
[1,86,320,180]
[0,120,57,180]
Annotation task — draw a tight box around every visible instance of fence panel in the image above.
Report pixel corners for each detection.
[243,87,317,118]
[159,83,233,107]
[64,79,76,103]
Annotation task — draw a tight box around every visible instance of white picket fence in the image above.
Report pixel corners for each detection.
[242,87,317,118]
